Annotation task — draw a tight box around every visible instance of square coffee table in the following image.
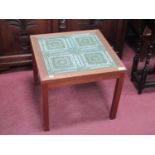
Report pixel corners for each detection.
[30,29,126,131]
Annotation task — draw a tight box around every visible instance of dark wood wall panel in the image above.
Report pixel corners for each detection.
[0,19,51,55]
[58,19,127,57]
[0,19,127,71]
[0,19,52,70]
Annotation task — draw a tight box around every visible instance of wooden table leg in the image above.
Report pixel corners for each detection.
[109,73,125,119]
[41,83,49,131]
[32,53,39,84]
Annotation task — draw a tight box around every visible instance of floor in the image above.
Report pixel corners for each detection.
[0,44,155,135]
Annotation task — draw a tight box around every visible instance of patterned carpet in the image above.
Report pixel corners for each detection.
[0,44,155,134]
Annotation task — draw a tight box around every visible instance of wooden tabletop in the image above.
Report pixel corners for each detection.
[30,29,126,83]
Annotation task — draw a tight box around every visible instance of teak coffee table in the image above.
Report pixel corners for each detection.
[30,29,126,131]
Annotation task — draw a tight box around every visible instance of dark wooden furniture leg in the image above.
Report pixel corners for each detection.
[138,44,154,94]
[41,83,49,131]
[130,26,153,94]
[110,73,125,119]
[131,39,141,81]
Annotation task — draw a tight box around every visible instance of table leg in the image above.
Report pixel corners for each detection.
[32,53,39,84]
[41,83,49,131]
[109,73,125,119]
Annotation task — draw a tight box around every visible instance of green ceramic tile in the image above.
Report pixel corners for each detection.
[38,32,116,75]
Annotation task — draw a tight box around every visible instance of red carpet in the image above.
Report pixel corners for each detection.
[0,44,155,135]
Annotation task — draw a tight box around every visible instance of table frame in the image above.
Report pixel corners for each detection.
[30,29,126,131]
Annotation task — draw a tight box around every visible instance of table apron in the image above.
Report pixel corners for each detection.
[42,71,125,88]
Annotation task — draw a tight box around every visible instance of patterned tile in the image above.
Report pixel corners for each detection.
[38,32,116,75]
[75,36,97,46]
[84,53,106,65]
[39,37,70,53]
[44,54,78,74]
